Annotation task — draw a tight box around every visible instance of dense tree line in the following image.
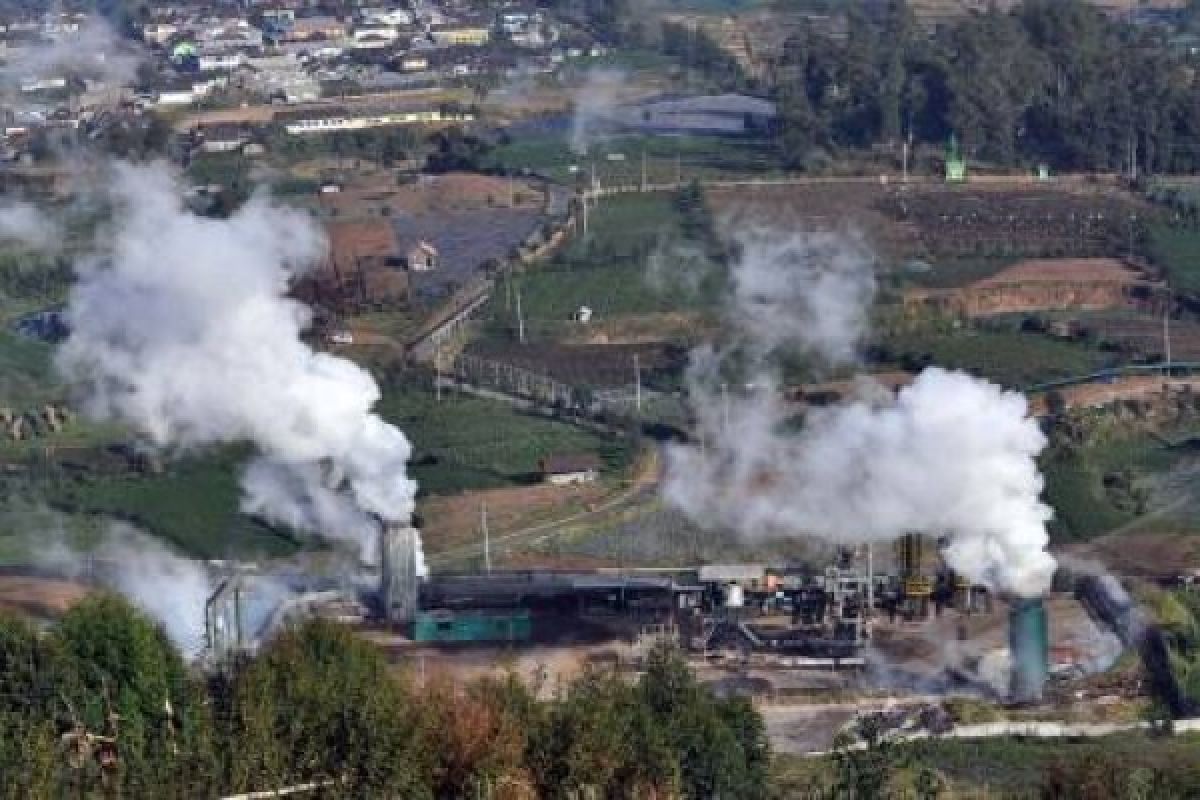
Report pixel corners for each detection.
[0,596,768,799]
[756,0,1200,173]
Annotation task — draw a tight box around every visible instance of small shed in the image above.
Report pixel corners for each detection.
[540,453,602,485]
[405,240,439,272]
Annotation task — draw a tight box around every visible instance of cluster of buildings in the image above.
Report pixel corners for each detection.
[136,1,579,108]
[0,2,606,162]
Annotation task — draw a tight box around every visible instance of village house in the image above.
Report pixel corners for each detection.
[539,453,603,485]
[403,239,439,271]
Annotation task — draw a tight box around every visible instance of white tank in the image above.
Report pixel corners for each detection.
[725,584,745,609]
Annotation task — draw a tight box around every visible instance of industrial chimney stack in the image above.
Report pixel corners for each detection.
[380,524,420,626]
[1009,597,1049,703]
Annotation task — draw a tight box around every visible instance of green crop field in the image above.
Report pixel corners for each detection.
[478,191,724,343]
[1043,419,1200,542]
[875,327,1118,389]
[1147,224,1200,294]
[378,382,632,495]
[771,733,1200,797]
[45,448,303,559]
[485,132,783,185]
[0,329,63,409]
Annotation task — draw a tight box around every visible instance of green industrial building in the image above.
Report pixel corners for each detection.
[412,609,533,643]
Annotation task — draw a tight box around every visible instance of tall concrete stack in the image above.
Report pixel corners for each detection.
[381,524,420,626]
[1009,597,1049,703]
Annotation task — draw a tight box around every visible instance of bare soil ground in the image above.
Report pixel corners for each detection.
[707,182,918,261]
[417,481,611,555]
[0,575,90,618]
[558,311,714,346]
[1067,532,1200,579]
[467,340,686,388]
[320,172,544,217]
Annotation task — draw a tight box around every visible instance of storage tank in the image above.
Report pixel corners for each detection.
[1009,597,1049,702]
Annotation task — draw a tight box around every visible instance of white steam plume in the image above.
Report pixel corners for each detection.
[568,69,624,155]
[3,16,141,93]
[0,201,59,250]
[664,229,1057,597]
[731,228,876,364]
[57,163,417,560]
[32,521,215,654]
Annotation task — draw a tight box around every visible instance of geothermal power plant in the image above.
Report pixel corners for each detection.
[193,527,1104,707]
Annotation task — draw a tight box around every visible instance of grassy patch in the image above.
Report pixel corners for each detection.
[1147,224,1200,294]
[479,191,723,343]
[378,382,632,495]
[485,132,784,184]
[0,329,61,408]
[46,448,303,560]
[889,255,1018,289]
[771,733,1200,797]
[874,326,1117,389]
[1042,419,1200,542]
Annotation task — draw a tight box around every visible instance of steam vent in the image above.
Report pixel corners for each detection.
[1009,597,1049,702]
[381,525,420,625]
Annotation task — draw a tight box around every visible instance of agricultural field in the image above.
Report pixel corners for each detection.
[771,733,1200,798]
[376,381,632,495]
[40,447,303,560]
[1042,416,1200,543]
[872,325,1119,389]
[1147,223,1200,294]
[484,130,785,185]
[476,191,723,349]
[0,329,61,409]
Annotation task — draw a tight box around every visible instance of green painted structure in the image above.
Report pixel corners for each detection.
[1009,597,1049,702]
[413,610,532,643]
[945,134,967,183]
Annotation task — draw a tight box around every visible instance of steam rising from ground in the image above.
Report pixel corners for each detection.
[0,201,59,250]
[32,521,214,654]
[57,164,417,560]
[3,17,141,93]
[568,69,624,155]
[664,228,1057,597]
[730,229,876,364]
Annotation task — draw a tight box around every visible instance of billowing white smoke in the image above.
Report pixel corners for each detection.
[58,164,417,560]
[568,69,624,155]
[33,521,214,654]
[0,201,59,250]
[664,228,1057,598]
[3,16,141,93]
[730,228,876,364]
[666,368,1056,597]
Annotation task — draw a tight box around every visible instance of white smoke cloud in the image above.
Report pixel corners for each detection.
[568,68,624,156]
[0,201,60,250]
[31,520,214,654]
[663,230,1057,598]
[3,16,141,93]
[730,228,876,365]
[57,163,418,561]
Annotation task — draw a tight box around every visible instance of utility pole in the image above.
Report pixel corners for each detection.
[633,353,642,414]
[640,150,647,192]
[866,543,874,626]
[675,152,682,186]
[434,341,443,402]
[720,382,730,432]
[515,284,526,344]
[482,501,491,574]
[508,173,515,207]
[1164,304,1172,375]
[580,192,589,237]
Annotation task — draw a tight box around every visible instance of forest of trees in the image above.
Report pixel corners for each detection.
[0,595,768,799]
[673,0,1200,175]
